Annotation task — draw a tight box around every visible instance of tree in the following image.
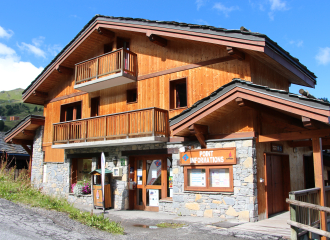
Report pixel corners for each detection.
[34,106,38,112]
[38,107,42,112]
[0,120,4,131]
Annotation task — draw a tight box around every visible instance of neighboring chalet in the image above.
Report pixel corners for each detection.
[10,116,19,121]
[4,15,330,225]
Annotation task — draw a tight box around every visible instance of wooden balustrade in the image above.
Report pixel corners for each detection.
[75,48,137,85]
[52,108,169,144]
[288,187,330,239]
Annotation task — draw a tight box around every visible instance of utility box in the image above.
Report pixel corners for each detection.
[113,167,123,177]
[89,169,112,210]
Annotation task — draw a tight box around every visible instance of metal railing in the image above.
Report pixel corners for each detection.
[74,48,137,85]
[52,107,169,144]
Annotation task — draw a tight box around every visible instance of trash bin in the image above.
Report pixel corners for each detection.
[89,169,112,210]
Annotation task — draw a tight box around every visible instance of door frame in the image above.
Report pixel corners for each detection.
[264,152,291,218]
[129,154,171,211]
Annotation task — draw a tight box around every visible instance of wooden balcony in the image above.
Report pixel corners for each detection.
[74,48,137,92]
[52,108,169,149]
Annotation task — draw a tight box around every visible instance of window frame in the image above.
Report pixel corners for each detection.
[169,77,188,110]
[60,100,82,122]
[126,88,138,104]
[90,97,100,117]
[184,165,233,192]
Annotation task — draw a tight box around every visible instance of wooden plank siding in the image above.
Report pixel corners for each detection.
[42,29,291,162]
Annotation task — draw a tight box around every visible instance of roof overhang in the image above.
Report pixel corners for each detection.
[170,79,329,136]
[22,16,317,105]
[4,115,45,145]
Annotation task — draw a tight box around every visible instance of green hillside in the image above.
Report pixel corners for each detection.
[0,89,43,132]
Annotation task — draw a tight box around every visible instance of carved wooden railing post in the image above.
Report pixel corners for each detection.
[96,58,99,79]
[121,49,125,73]
[152,108,155,136]
[289,193,298,240]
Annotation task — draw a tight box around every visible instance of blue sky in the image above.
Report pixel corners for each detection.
[0,0,329,99]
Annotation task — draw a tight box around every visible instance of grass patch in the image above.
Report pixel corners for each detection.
[0,161,123,234]
[156,222,186,228]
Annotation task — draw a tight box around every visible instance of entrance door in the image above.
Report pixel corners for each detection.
[130,155,171,211]
[265,154,291,216]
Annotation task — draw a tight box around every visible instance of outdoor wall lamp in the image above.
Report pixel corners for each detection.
[112,156,118,167]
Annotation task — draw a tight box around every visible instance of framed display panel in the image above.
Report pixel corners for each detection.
[184,165,233,192]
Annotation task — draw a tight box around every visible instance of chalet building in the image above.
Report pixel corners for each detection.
[4,15,330,223]
[10,116,19,121]
[0,116,7,121]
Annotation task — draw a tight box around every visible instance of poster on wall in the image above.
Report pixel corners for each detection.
[210,169,229,187]
[149,189,159,206]
[189,169,206,187]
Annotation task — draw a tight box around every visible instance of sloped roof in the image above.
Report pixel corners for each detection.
[170,78,330,127]
[22,15,316,98]
[0,132,28,154]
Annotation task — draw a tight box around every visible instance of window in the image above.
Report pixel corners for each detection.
[170,78,187,109]
[184,166,233,192]
[127,88,137,103]
[117,37,130,50]
[91,97,100,117]
[70,158,92,193]
[60,101,82,122]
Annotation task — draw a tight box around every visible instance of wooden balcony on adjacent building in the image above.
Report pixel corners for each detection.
[52,108,169,149]
[74,48,137,92]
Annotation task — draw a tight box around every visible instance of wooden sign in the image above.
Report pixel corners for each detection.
[180,148,236,166]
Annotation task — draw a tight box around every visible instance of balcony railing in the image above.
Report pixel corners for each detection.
[74,48,137,92]
[52,108,169,144]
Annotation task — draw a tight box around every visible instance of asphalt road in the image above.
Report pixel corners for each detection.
[0,198,263,240]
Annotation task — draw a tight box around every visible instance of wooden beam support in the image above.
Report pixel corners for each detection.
[56,65,74,75]
[22,130,35,136]
[10,139,33,146]
[97,27,115,39]
[259,129,330,142]
[33,90,48,98]
[227,46,245,60]
[301,116,328,130]
[288,138,330,148]
[189,124,208,148]
[147,33,167,47]
[21,144,32,156]
[312,138,327,240]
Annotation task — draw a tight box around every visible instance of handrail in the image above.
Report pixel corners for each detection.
[53,107,166,125]
[286,198,330,213]
[289,188,321,195]
[75,48,124,65]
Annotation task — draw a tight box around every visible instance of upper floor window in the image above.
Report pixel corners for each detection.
[117,37,130,50]
[91,97,100,117]
[170,78,187,109]
[60,101,81,122]
[127,88,137,104]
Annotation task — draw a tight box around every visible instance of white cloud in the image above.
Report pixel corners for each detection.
[213,3,239,17]
[32,36,45,47]
[47,44,62,56]
[316,47,330,65]
[0,26,14,39]
[196,0,207,10]
[270,0,287,11]
[289,40,303,48]
[18,42,46,58]
[0,43,43,91]
[0,43,16,55]
[195,19,209,25]
[268,0,288,20]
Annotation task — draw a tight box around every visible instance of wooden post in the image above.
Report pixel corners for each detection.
[96,58,99,78]
[289,193,299,240]
[312,137,327,239]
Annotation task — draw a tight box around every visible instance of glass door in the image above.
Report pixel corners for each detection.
[133,155,169,211]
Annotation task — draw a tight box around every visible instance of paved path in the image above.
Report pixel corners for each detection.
[0,198,250,240]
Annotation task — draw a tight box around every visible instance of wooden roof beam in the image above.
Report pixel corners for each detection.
[302,116,328,130]
[288,138,330,148]
[21,144,32,156]
[10,139,33,146]
[259,129,330,143]
[227,46,245,60]
[33,90,48,98]
[56,65,74,75]
[235,97,306,131]
[22,130,35,136]
[147,33,167,47]
[97,27,115,39]
[189,124,208,148]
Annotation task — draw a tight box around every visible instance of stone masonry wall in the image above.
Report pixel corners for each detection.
[163,139,258,222]
[31,126,43,189]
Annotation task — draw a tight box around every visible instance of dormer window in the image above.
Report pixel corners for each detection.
[170,78,187,109]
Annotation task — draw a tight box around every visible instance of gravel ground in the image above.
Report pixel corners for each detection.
[0,198,281,240]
